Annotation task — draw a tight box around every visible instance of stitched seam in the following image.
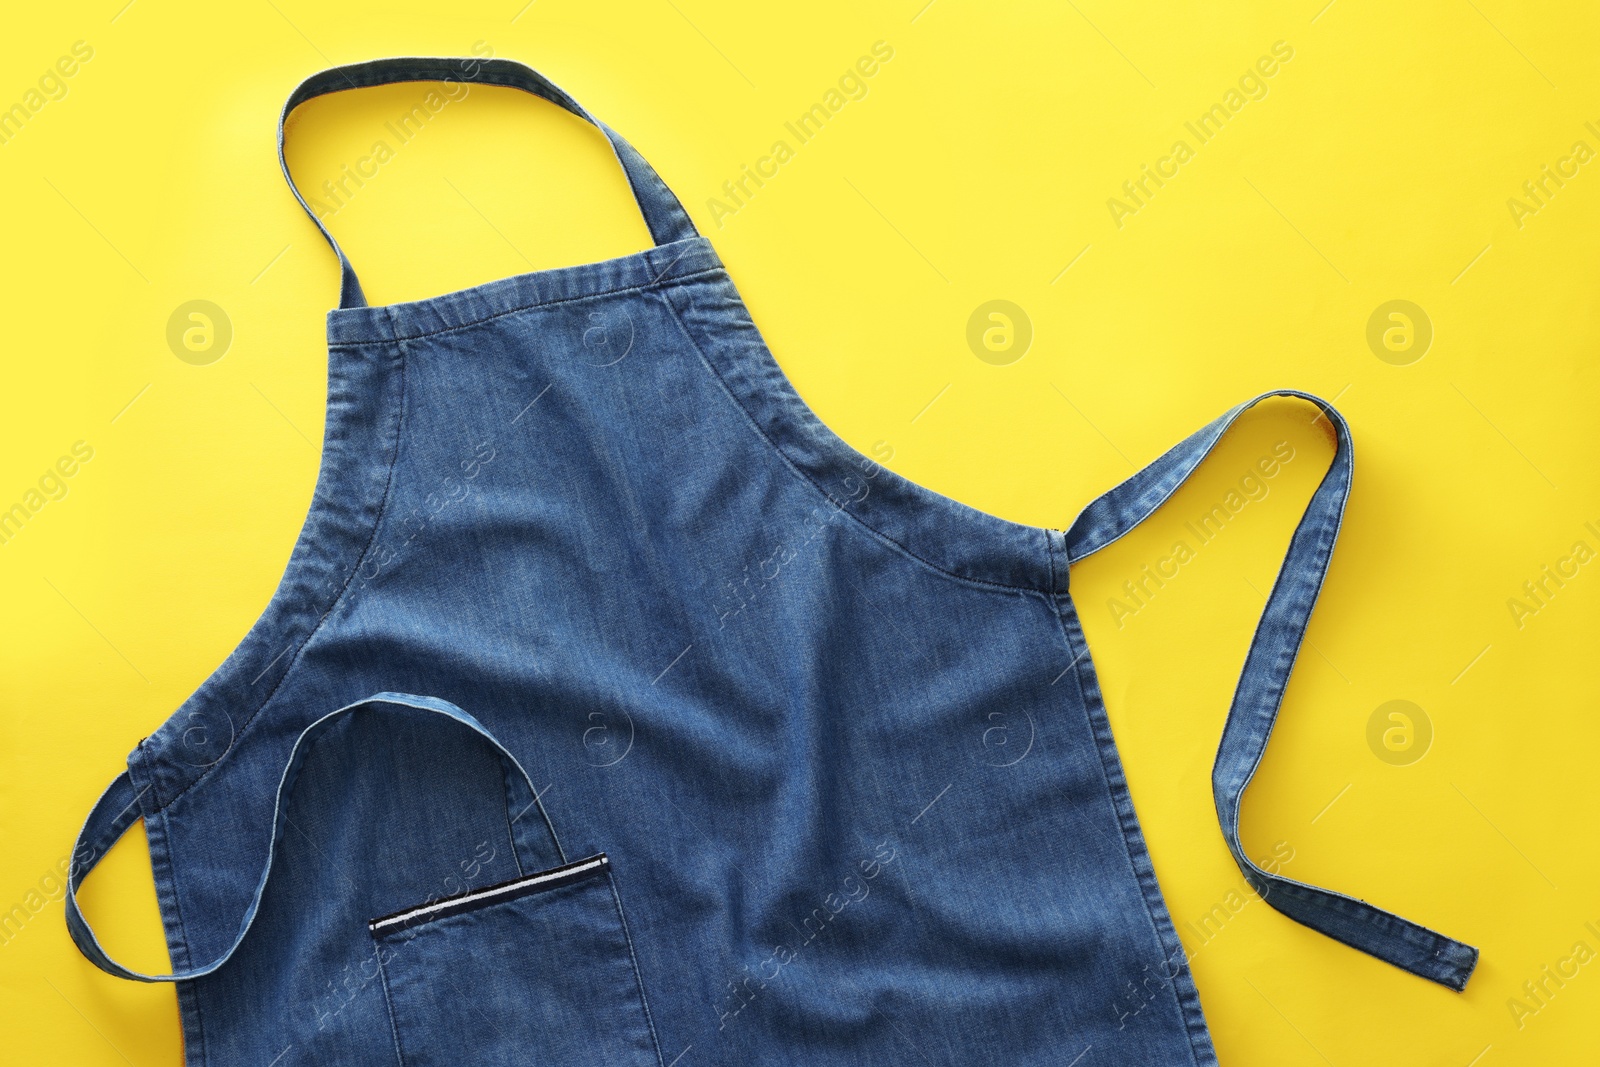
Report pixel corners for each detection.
[375,949,408,1067]
[1049,593,1211,1067]
[607,870,668,1067]
[155,807,207,1065]
[154,340,412,812]
[297,65,577,113]
[1259,874,1471,958]
[525,772,568,867]
[333,265,726,344]
[1046,531,1059,600]
[500,762,526,880]
[1064,392,1336,564]
[1225,454,1348,816]
[1265,896,1469,987]
[657,282,1047,598]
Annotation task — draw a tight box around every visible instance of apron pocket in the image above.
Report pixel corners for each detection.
[370,853,664,1067]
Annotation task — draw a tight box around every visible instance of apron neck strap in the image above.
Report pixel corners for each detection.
[65,693,565,983]
[277,56,700,310]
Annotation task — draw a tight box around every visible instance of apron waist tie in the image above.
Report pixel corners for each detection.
[1063,389,1479,992]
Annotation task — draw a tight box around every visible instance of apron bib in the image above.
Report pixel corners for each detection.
[66,56,1477,1067]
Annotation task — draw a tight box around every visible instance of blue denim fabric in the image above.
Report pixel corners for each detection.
[65,57,1478,1066]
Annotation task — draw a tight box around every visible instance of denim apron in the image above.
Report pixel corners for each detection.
[65,57,1478,1066]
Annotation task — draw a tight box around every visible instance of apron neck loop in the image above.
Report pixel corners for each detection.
[276,56,701,311]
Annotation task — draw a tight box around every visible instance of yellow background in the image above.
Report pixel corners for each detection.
[2,1,1597,1063]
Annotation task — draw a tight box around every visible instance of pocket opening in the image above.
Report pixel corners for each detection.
[369,853,609,936]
